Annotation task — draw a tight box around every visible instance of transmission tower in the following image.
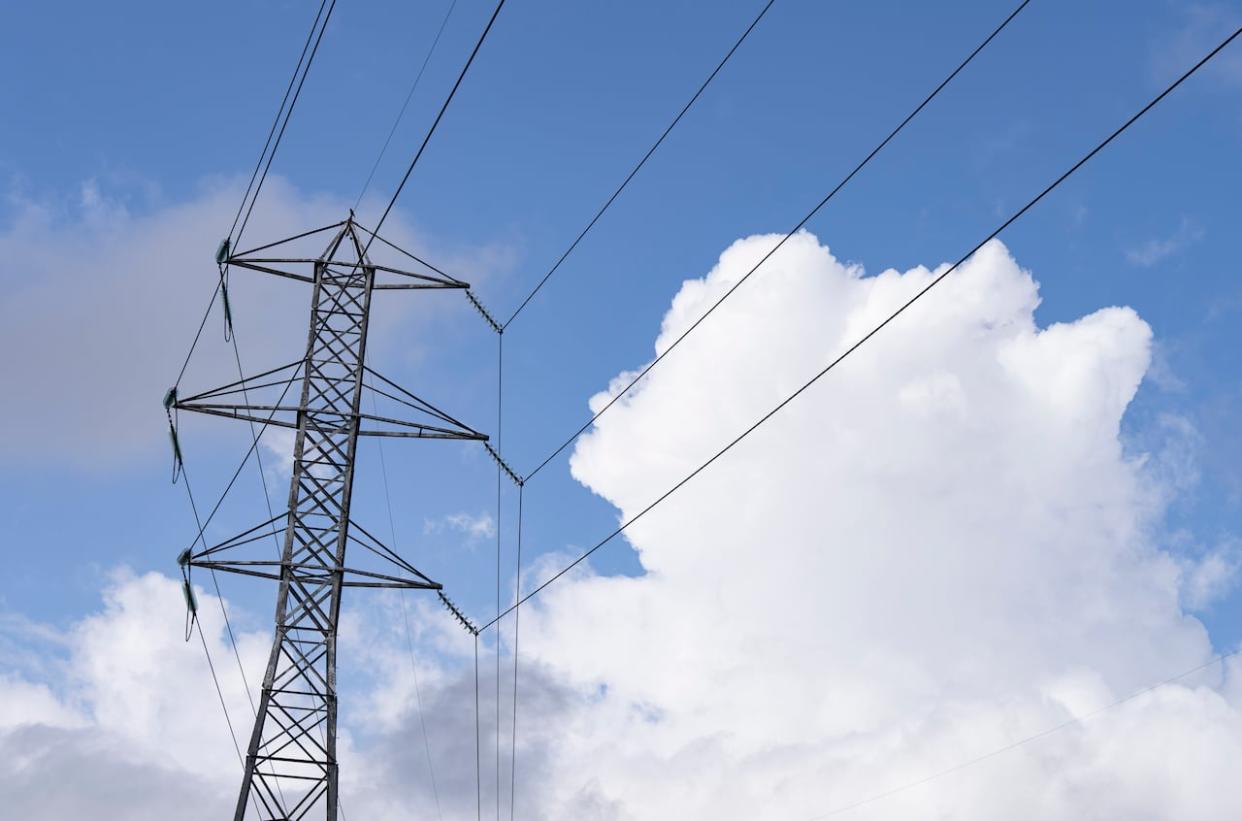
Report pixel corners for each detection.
[173,215,486,820]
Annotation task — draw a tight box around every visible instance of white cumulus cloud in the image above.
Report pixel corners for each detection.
[507,231,1242,818]
[4,231,1241,819]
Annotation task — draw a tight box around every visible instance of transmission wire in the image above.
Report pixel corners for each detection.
[172,0,333,391]
[361,0,507,254]
[368,378,444,819]
[522,0,1032,483]
[475,634,483,821]
[508,484,524,821]
[355,0,462,209]
[501,0,777,330]
[481,23,1242,633]
[494,334,504,821]
[176,366,302,556]
[229,337,284,557]
[194,619,264,820]
[233,0,339,250]
[227,0,331,244]
[178,405,292,809]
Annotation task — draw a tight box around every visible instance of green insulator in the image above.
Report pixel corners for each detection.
[215,237,231,265]
[163,386,177,410]
[168,425,183,464]
[182,579,198,615]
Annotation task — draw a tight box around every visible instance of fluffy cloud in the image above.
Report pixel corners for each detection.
[0,570,561,820]
[509,232,1242,818]
[5,231,1241,819]
[0,571,253,818]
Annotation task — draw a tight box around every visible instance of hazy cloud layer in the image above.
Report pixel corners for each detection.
[0,178,510,471]
[1125,217,1204,267]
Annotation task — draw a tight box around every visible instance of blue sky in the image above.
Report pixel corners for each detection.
[5,0,1238,634]
[2,3,1242,814]
[2,4,1242,814]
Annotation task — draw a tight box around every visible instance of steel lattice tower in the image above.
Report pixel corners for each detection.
[175,216,486,820]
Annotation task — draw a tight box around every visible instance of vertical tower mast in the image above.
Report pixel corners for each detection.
[175,216,485,820]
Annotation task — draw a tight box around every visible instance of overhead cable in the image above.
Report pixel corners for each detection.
[362,0,508,252]
[228,0,333,245]
[232,0,339,249]
[501,0,777,330]
[522,0,1032,483]
[173,0,335,390]
[355,0,462,209]
[369,380,444,819]
[480,22,1242,632]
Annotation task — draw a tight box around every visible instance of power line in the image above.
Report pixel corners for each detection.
[193,609,264,819]
[508,484,524,821]
[806,648,1242,819]
[177,391,293,810]
[355,0,462,209]
[172,0,334,391]
[362,0,508,252]
[480,22,1242,633]
[399,594,444,819]
[173,283,222,391]
[232,0,339,250]
[228,339,283,558]
[495,336,503,820]
[475,634,483,821]
[175,366,301,556]
[227,0,331,244]
[521,0,1032,483]
[369,380,444,818]
[194,619,246,764]
[500,0,777,331]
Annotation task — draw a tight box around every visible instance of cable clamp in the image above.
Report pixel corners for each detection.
[465,289,503,334]
[437,591,479,635]
[483,442,522,486]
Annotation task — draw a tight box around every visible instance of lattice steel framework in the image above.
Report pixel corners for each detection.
[175,216,485,820]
